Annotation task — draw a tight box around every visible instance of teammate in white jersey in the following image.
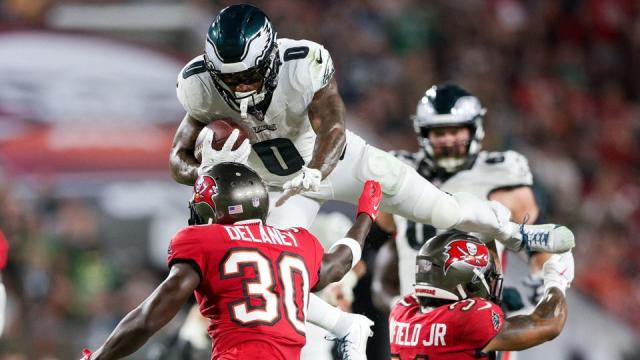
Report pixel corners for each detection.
[370,84,551,360]
[168,5,573,359]
[371,83,550,309]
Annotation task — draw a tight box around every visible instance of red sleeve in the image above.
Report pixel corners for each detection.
[292,227,324,288]
[456,298,505,348]
[0,231,8,270]
[167,226,206,280]
[390,294,418,318]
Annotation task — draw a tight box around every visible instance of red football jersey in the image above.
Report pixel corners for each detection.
[389,294,504,360]
[167,220,325,360]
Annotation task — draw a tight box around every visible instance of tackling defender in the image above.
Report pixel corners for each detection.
[168,4,574,358]
[81,163,382,360]
[388,231,573,359]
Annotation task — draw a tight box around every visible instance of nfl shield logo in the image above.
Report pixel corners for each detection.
[252,197,260,207]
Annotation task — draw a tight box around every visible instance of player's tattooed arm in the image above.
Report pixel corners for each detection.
[307,77,346,179]
[170,113,206,186]
[90,264,200,360]
[314,212,372,290]
[483,287,567,352]
[371,238,400,313]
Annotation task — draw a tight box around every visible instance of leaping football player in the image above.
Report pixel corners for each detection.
[168,5,575,358]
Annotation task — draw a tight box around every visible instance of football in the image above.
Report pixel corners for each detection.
[194,119,248,162]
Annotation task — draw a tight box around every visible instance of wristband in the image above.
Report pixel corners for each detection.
[543,279,567,296]
[329,238,362,269]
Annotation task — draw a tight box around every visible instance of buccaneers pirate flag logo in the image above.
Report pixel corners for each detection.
[443,240,489,274]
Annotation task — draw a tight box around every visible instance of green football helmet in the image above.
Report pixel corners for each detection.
[203,4,280,119]
[189,162,269,225]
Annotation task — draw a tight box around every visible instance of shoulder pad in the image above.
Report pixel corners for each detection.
[176,56,214,123]
[278,39,335,103]
[397,294,419,307]
[478,150,533,187]
[180,57,207,80]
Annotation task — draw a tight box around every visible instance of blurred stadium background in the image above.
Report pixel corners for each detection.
[0,0,639,359]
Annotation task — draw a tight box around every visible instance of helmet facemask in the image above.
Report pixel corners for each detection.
[413,84,486,174]
[205,45,280,119]
[418,125,475,173]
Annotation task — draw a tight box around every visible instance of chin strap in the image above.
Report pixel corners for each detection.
[239,97,249,119]
[188,203,204,225]
[236,91,267,119]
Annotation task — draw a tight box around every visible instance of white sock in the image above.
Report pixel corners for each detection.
[497,222,528,251]
[307,293,353,337]
[452,193,512,239]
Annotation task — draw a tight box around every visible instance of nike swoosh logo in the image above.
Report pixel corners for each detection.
[560,267,568,276]
[373,203,379,211]
[316,51,323,64]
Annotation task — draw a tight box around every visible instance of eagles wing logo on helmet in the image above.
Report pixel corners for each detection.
[203,4,280,119]
[442,240,489,274]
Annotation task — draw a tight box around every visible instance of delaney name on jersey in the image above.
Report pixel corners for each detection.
[223,224,300,247]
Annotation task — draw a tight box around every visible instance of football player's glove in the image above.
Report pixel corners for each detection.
[80,348,92,360]
[542,251,574,295]
[198,129,251,175]
[275,166,322,206]
[357,180,383,221]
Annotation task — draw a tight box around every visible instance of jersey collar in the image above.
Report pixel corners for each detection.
[233,219,263,225]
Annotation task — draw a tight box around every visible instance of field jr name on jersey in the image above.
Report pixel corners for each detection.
[390,319,447,347]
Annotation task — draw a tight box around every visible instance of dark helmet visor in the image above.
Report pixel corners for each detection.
[217,66,265,88]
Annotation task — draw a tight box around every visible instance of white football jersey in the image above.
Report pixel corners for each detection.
[176,38,335,186]
[393,150,533,295]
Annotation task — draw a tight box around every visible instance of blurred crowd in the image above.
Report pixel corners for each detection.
[1,0,640,358]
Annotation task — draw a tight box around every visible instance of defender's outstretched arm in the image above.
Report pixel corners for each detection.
[89,264,200,360]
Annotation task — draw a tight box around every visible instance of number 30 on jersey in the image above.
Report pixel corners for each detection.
[220,248,310,334]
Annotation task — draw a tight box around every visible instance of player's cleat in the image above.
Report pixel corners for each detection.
[515,223,575,253]
[333,314,374,360]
